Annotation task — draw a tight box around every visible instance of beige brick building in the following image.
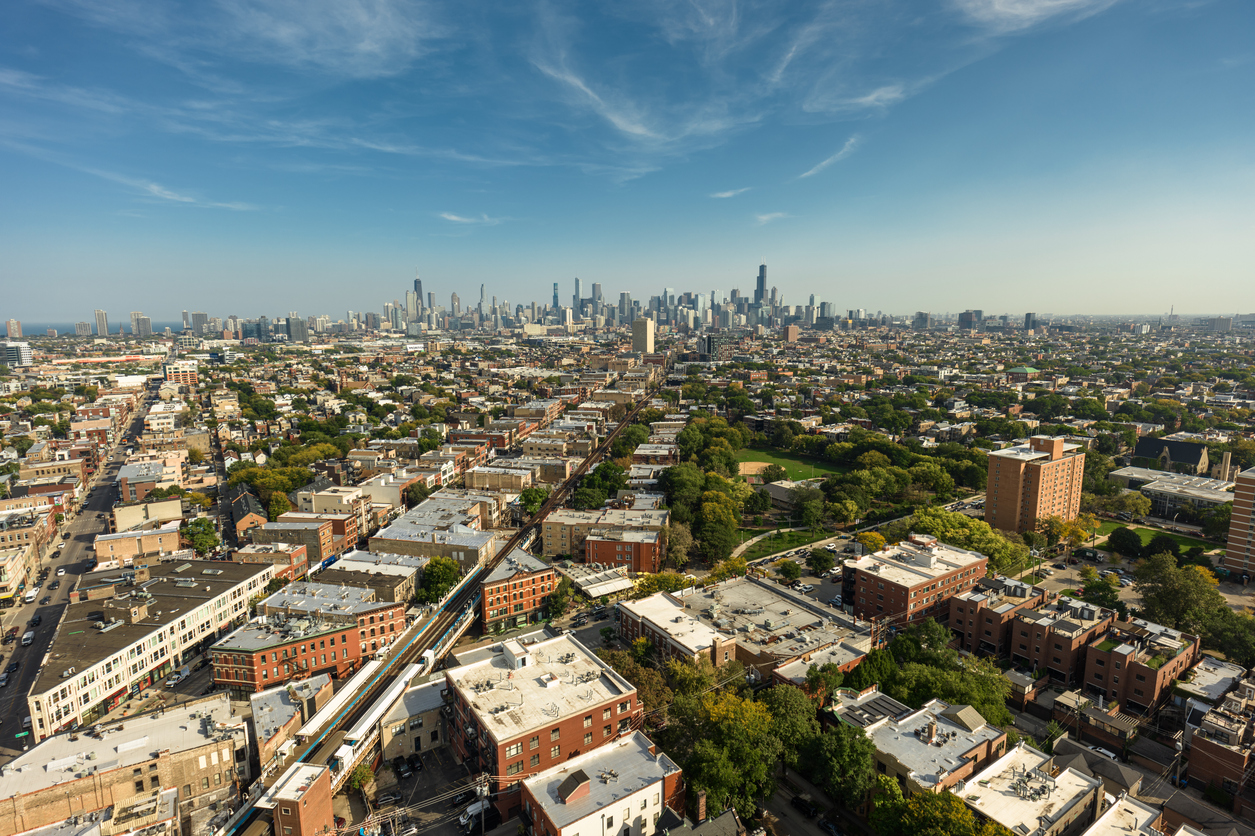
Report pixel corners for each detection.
[985,436,1086,533]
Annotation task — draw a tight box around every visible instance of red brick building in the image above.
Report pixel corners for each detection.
[446,636,643,819]
[277,510,359,555]
[261,764,334,836]
[841,534,988,630]
[584,529,662,574]
[1081,619,1201,714]
[1011,597,1116,685]
[985,435,1086,534]
[252,520,335,569]
[949,577,1052,656]
[232,542,309,583]
[481,549,558,630]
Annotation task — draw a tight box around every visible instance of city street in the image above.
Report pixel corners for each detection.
[0,392,151,760]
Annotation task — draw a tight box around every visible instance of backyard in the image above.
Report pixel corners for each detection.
[736,447,848,481]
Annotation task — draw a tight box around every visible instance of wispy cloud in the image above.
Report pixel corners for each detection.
[710,187,751,199]
[953,0,1120,34]
[0,138,257,210]
[532,60,659,140]
[438,212,502,225]
[796,135,860,179]
[755,212,790,225]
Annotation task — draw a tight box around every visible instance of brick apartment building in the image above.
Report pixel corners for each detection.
[1187,677,1255,811]
[541,508,670,558]
[481,549,557,630]
[253,520,336,569]
[260,764,334,836]
[617,592,736,666]
[985,435,1086,533]
[949,577,1051,656]
[584,528,663,573]
[278,510,359,555]
[446,636,644,819]
[93,519,182,565]
[1081,619,1201,714]
[232,542,309,582]
[841,534,989,630]
[1011,597,1116,684]
[1222,467,1255,578]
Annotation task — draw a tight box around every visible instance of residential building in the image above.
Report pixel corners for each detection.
[481,548,558,630]
[0,695,249,836]
[632,317,655,353]
[232,542,309,582]
[616,591,736,666]
[1079,795,1164,836]
[541,508,670,558]
[316,565,415,604]
[1011,597,1117,685]
[28,559,274,737]
[986,436,1086,533]
[1223,467,1255,579]
[162,360,200,387]
[93,519,183,565]
[250,674,333,772]
[224,484,268,540]
[252,520,336,569]
[520,731,683,836]
[961,743,1103,836]
[830,687,1008,796]
[380,679,447,760]
[257,764,334,836]
[841,534,988,629]
[1082,619,1201,714]
[949,577,1051,655]
[584,528,663,573]
[445,635,643,818]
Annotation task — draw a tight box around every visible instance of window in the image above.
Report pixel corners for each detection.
[550,728,561,741]
[282,808,292,816]
[619,701,630,713]
[135,780,145,792]
[184,784,191,797]
[531,754,540,767]
[506,742,523,757]
[530,735,540,750]
[202,777,210,789]
[551,745,560,758]
[606,817,614,828]
[506,762,523,775]
[584,732,593,745]
[604,725,612,737]
[584,715,593,728]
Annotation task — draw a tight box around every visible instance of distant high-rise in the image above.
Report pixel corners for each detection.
[414,271,424,314]
[913,312,932,330]
[451,293,461,317]
[592,283,603,304]
[5,319,21,339]
[405,291,418,321]
[1,342,33,367]
[75,322,91,336]
[427,291,434,311]
[286,317,310,343]
[136,316,153,337]
[632,317,655,353]
[479,284,486,316]
[754,264,767,305]
[129,312,143,335]
[573,277,583,310]
[190,312,209,335]
[1024,312,1038,330]
[94,309,109,336]
[182,310,190,330]
[552,283,560,310]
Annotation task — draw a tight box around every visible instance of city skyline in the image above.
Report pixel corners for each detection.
[2,0,1253,318]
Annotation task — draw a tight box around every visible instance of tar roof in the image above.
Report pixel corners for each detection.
[522,731,680,831]
[832,688,914,728]
[250,674,332,744]
[0,695,242,798]
[446,634,635,742]
[1083,795,1163,836]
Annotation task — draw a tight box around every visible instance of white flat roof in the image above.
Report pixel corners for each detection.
[961,744,1100,836]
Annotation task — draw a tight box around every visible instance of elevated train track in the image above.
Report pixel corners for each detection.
[228,384,661,835]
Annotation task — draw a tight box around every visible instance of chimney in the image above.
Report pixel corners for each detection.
[695,790,707,822]
[927,720,938,744]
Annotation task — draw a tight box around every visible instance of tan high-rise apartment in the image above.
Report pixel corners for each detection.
[632,316,655,353]
[1223,467,1255,579]
[985,436,1085,533]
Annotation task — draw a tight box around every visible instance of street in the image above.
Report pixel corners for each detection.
[0,391,152,761]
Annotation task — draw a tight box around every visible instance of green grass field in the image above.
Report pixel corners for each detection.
[1096,522,1215,553]
[739,529,831,562]
[736,447,848,481]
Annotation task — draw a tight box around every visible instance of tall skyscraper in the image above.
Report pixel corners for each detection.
[129,312,143,335]
[478,284,486,316]
[182,310,190,330]
[451,292,461,316]
[94,309,109,336]
[592,283,603,304]
[754,264,767,305]
[1024,312,1038,330]
[190,311,209,335]
[573,277,583,309]
[552,283,560,310]
[427,291,434,311]
[75,322,92,336]
[414,271,424,314]
[136,316,153,337]
[405,291,418,321]
[5,319,21,339]
[632,317,655,353]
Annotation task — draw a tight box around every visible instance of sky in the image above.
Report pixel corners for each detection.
[1,0,1253,322]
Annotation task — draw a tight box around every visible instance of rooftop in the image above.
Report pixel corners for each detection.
[214,616,343,653]
[250,674,332,745]
[862,699,1003,791]
[0,695,244,798]
[522,731,681,832]
[845,534,988,588]
[382,679,447,725]
[1017,597,1113,639]
[960,744,1101,836]
[260,580,389,617]
[831,687,914,729]
[617,592,725,657]
[1080,794,1163,836]
[445,634,636,743]
[257,763,329,807]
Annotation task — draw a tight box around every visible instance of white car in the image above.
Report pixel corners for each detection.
[796,584,814,593]
[57,567,66,576]
[164,673,186,687]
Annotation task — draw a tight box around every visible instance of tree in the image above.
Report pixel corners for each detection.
[418,556,461,603]
[827,499,861,527]
[760,463,788,483]
[187,448,204,464]
[664,522,694,567]
[802,723,876,808]
[406,482,432,507]
[597,649,673,712]
[804,662,844,705]
[1106,526,1143,559]
[856,531,886,554]
[1146,533,1181,559]
[806,549,835,575]
[869,774,906,836]
[759,685,820,767]
[801,499,826,531]
[548,576,574,618]
[777,560,802,582]
[181,518,220,555]
[1203,503,1233,540]
[346,763,374,793]
[519,486,550,516]
[1132,553,1225,633]
[600,626,615,645]
[268,491,290,521]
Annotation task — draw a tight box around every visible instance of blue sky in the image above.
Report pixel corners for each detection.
[2,0,1253,321]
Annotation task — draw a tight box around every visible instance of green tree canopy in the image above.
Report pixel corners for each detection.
[181,518,220,555]
[418,556,461,603]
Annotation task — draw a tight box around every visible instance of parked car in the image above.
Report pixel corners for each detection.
[1052,563,1066,570]
[791,796,819,818]
[57,567,66,576]
[796,584,814,593]
[827,597,843,607]
[29,615,41,627]
[0,673,8,688]
[376,792,402,806]
[406,753,423,772]
[392,756,412,778]
[39,596,51,605]
[465,808,502,833]
[819,820,843,836]
[449,789,478,808]
[5,661,19,673]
